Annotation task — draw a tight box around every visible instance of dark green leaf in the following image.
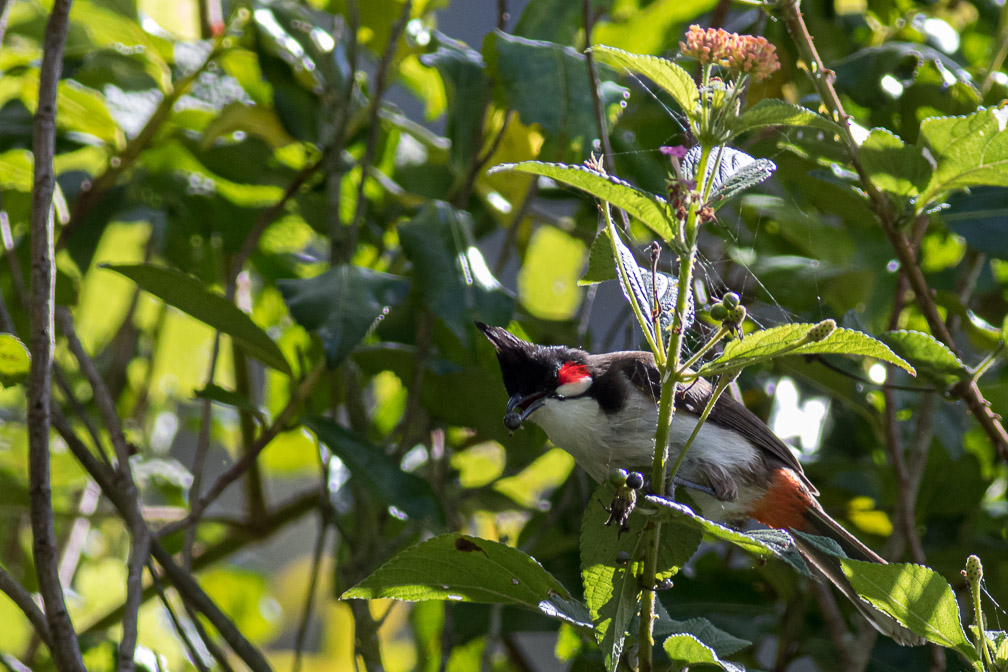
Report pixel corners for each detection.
[839,559,977,660]
[859,129,932,200]
[579,230,617,286]
[490,161,674,241]
[194,384,266,425]
[484,31,627,160]
[943,187,1008,260]
[279,266,410,368]
[399,201,512,343]
[590,46,698,119]
[697,323,915,377]
[102,264,291,375]
[421,43,490,177]
[342,532,589,627]
[0,334,30,387]
[307,417,441,523]
[732,99,844,139]
[881,330,969,385]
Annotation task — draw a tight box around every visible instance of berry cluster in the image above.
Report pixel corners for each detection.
[708,292,746,337]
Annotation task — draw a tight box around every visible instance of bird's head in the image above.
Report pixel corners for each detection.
[476,322,594,430]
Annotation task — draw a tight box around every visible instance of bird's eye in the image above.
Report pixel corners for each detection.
[556,362,591,397]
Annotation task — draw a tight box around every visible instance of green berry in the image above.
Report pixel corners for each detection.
[608,468,629,488]
[722,292,740,309]
[965,555,983,583]
[728,305,747,324]
[709,304,728,321]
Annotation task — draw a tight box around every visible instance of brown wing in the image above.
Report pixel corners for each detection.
[678,376,817,495]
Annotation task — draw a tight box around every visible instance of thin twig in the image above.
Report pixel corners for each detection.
[179,599,236,672]
[28,0,86,668]
[292,513,330,672]
[159,358,327,538]
[0,565,52,651]
[146,559,209,672]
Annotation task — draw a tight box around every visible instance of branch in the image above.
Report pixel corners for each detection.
[28,0,85,668]
[0,565,52,651]
[775,0,1008,461]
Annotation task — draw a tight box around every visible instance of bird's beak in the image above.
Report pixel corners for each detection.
[504,391,547,430]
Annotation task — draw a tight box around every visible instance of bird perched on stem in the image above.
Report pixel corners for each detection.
[477,321,923,647]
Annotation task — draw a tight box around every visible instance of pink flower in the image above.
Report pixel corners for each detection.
[660,145,688,159]
[680,25,780,81]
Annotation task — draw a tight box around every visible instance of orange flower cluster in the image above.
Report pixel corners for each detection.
[680,25,781,81]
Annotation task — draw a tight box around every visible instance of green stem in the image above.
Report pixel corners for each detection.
[667,374,734,491]
[677,326,728,376]
[638,143,713,671]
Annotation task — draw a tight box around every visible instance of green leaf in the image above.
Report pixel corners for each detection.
[653,616,750,658]
[279,265,410,368]
[839,559,977,660]
[918,109,1008,207]
[581,484,643,671]
[485,32,628,161]
[881,330,969,385]
[663,634,730,670]
[696,323,915,377]
[490,161,674,241]
[342,532,590,628]
[0,334,30,387]
[307,417,442,523]
[732,98,845,139]
[643,495,810,576]
[859,129,932,200]
[421,43,490,177]
[581,484,701,670]
[194,384,266,426]
[102,264,291,375]
[518,225,586,321]
[399,201,512,342]
[943,187,1008,259]
[579,229,617,286]
[589,46,698,119]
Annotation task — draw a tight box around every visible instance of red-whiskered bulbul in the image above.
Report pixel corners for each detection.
[476,321,923,647]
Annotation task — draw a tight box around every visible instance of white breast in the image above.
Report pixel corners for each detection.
[530,396,763,522]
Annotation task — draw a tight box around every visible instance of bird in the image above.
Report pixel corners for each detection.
[476,320,924,647]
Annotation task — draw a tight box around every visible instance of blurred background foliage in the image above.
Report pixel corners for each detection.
[0,0,1005,669]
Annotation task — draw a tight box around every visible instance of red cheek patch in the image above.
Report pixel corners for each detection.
[558,362,590,386]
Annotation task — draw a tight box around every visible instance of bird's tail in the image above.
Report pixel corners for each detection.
[795,504,925,647]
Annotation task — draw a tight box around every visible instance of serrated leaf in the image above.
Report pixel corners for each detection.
[342,533,590,628]
[653,615,750,657]
[0,334,30,387]
[590,46,699,118]
[697,324,915,378]
[490,161,674,241]
[663,634,733,670]
[643,495,810,576]
[581,483,645,671]
[881,330,968,385]
[102,264,291,375]
[732,98,845,139]
[682,146,775,209]
[918,108,1008,207]
[307,417,441,524]
[839,559,977,660]
[485,32,627,161]
[279,265,410,369]
[859,129,932,200]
